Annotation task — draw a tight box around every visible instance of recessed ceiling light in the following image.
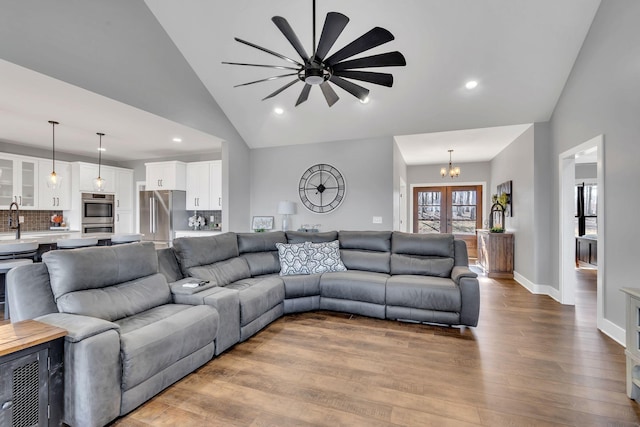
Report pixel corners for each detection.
[465,80,478,90]
[172,137,182,143]
[360,96,370,104]
[97,147,106,152]
[274,107,284,115]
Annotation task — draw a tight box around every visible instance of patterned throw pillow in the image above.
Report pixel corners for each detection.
[305,240,347,274]
[275,242,310,276]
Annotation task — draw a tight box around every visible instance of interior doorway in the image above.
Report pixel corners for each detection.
[559,135,604,333]
[413,185,482,257]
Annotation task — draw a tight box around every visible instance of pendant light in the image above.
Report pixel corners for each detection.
[93,132,106,191]
[440,149,460,178]
[47,120,61,189]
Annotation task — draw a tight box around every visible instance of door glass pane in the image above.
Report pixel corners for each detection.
[417,191,441,233]
[451,190,477,234]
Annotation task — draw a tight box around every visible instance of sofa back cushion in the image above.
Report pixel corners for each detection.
[338,231,391,273]
[238,232,286,276]
[43,241,159,298]
[286,231,338,244]
[390,232,455,277]
[185,257,251,286]
[56,273,171,321]
[172,232,238,274]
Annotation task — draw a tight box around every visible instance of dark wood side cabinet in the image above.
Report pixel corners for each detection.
[0,320,67,427]
[477,230,514,278]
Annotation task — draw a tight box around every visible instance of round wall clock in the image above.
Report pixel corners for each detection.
[298,163,346,214]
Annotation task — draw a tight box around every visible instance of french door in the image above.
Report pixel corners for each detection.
[413,185,482,257]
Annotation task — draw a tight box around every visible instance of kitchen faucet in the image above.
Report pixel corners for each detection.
[8,202,21,239]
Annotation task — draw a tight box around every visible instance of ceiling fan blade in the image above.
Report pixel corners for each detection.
[234,73,299,88]
[222,61,300,71]
[325,27,394,66]
[234,37,303,66]
[332,51,406,71]
[296,84,312,106]
[329,75,370,101]
[333,70,394,87]
[272,16,309,61]
[320,82,339,107]
[262,79,300,101]
[314,12,349,62]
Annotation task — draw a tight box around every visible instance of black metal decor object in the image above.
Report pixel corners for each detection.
[222,0,406,106]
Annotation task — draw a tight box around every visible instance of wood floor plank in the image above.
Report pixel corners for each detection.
[109,269,639,426]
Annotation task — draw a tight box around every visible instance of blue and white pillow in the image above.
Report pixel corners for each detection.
[275,242,310,276]
[305,240,347,274]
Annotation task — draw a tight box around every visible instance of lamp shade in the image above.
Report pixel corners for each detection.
[277,201,296,215]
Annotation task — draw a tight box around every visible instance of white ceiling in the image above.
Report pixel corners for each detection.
[0,60,223,162]
[0,1,600,164]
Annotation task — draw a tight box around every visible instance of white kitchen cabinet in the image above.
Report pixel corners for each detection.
[186,160,222,210]
[0,154,38,210]
[115,210,133,234]
[76,162,116,193]
[145,161,186,191]
[115,168,133,210]
[38,159,71,210]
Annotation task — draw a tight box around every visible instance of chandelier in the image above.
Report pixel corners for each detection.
[441,149,460,178]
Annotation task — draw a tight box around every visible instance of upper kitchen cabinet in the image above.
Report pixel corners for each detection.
[186,160,222,210]
[145,161,186,191]
[0,154,38,210]
[38,159,71,210]
[74,162,116,193]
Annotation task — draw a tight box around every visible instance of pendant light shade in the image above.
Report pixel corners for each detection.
[47,120,61,189]
[93,132,106,192]
[440,149,460,178]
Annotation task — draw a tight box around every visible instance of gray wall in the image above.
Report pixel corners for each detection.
[549,0,640,328]
[576,163,597,180]
[490,125,536,282]
[249,137,394,232]
[532,122,553,286]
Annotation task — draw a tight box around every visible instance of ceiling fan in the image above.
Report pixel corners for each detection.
[223,0,406,107]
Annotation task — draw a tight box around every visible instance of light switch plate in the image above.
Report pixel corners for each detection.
[372,216,382,224]
[19,215,25,223]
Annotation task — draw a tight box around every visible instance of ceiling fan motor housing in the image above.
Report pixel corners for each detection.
[303,64,326,85]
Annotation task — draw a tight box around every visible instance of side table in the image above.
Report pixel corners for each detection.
[0,320,67,426]
[622,288,640,400]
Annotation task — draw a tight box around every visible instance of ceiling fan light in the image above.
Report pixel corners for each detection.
[304,68,324,85]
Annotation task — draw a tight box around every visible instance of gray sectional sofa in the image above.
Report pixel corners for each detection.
[7,230,479,427]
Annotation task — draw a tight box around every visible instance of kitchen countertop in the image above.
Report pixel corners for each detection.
[174,230,223,238]
[0,230,114,245]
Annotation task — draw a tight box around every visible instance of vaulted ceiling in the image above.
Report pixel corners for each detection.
[0,1,600,164]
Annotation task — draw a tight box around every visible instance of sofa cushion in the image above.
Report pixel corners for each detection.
[172,233,238,273]
[391,232,454,257]
[390,254,454,278]
[386,275,461,312]
[339,230,392,252]
[286,231,338,244]
[281,273,322,299]
[320,271,388,305]
[241,252,282,276]
[226,277,285,326]
[117,304,219,391]
[340,250,390,274]
[305,240,347,274]
[56,273,172,321]
[185,257,251,286]
[275,242,309,276]
[237,232,286,253]
[43,242,158,299]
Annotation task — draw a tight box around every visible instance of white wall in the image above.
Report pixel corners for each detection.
[249,137,394,232]
[392,140,408,231]
[549,0,640,329]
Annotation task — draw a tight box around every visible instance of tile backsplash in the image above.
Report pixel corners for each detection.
[0,210,64,233]
[187,210,222,229]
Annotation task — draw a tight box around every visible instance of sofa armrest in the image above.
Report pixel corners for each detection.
[459,277,480,327]
[451,266,478,285]
[36,313,119,343]
[170,277,218,296]
[35,313,122,426]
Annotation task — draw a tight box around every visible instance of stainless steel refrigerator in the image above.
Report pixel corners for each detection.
[139,190,188,245]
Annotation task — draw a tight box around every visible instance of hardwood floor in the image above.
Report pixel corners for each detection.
[110,269,640,427]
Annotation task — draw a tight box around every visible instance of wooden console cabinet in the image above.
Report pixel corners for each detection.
[0,320,67,426]
[477,230,514,278]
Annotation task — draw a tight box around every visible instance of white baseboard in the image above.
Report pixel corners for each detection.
[513,271,626,347]
[513,271,561,302]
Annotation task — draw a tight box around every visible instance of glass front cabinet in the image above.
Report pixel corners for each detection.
[0,154,38,210]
